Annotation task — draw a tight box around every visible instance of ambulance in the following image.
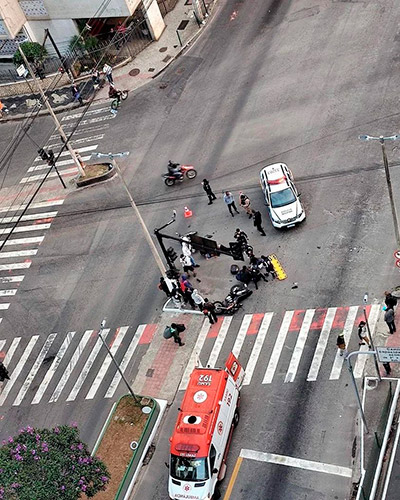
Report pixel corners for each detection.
[168,353,244,500]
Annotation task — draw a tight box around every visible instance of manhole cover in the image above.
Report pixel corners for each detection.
[148,67,155,72]
[129,68,140,77]
[146,368,154,377]
[159,47,168,52]
[159,83,168,89]
[163,55,172,63]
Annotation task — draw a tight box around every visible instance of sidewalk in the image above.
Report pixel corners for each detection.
[0,0,216,121]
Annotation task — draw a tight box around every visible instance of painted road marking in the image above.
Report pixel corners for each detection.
[31,332,76,405]
[49,124,109,140]
[0,290,17,296]
[0,339,5,352]
[61,107,110,122]
[307,308,337,381]
[232,315,252,358]
[206,317,232,369]
[0,236,44,246]
[0,276,24,283]
[30,147,97,171]
[0,304,10,310]
[21,165,80,183]
[13,333,57,406]
[179,320,210,392]
[285,309,315,383]
[66,332,107,402]
[354,304,380,378]
[223,456,243,500]
[0,336,39,406]
[0,249,37,259]
[0,211,57,223]
[0,262,31,271]
[262,311,294,384]
[86,326,129,400]
[0,223,51,235]
[329,306,359,380]
[105,325,145,398]
[239,449,353,477]
[0,199,64,214]
[61,115,114,128]
[48,330,92,403]
[2,337,20,366]
[47,134,104,150]
[243,313,273,386]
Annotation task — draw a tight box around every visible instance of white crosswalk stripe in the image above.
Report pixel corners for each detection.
[329,306,359,380]
[263,311,294,384]
[86,326,128,400]
[0,262,31,271]
[29,149,97,172]
[179,320,210,392]
[0,236,44,246]
[0,276,24,283]
[243,313,273,386]
[0,212,57,223]
[0,199,64,214]
[61,107,110,122]
[232,315,252,358]
[353,304,381,378]
[206,317,232,369]
[307,308,336,382]
[285,309,315,383]
[0,223,51,235]
[47,134,104,150]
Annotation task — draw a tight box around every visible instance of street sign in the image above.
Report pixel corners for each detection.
[16,64,28,78]
[394,250,400,260]
[396,260,400,269]
[376,347,400,363]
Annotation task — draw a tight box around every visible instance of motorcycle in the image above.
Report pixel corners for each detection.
[214,283,253,315]
[109,87,129,110]
[162,165,197,187]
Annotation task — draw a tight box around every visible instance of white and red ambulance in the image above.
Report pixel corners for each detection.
[168,353,244,500]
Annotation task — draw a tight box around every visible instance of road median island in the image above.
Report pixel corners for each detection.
[90,394,164,500]
[76,162,116,188]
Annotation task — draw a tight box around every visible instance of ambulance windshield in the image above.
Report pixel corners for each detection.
[170,455,209,481]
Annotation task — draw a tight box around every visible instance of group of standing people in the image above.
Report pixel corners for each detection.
[201,180,266,236]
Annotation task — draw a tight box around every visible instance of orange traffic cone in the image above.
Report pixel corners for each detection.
[184,206,192,218]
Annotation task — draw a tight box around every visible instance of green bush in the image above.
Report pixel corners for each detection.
[13,42,47,66]
[68,35,99,52]
[0,424,110,499]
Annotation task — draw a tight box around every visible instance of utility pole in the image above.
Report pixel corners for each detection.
[18,46,85,176]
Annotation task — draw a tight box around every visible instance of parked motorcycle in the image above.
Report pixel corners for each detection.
[214,283,253,315]
[162,165,197,186]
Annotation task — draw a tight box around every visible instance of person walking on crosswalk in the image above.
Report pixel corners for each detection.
[336,333,347,357]
[357,321,371,347]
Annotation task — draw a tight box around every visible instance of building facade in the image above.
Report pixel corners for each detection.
[0,0,165,58]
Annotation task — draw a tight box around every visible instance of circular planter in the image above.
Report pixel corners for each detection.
[76,162,116,187]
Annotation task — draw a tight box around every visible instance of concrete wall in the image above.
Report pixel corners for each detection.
[145,1,165,41]
[0,0,26,37]
[24,18,79,54]
[43,0,141,19]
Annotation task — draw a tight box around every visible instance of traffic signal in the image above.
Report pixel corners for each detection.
[47,149,55,165]
[38,148,49,161]
[166,247,178,262]
[229,242,244,261]
[166,268,180,280]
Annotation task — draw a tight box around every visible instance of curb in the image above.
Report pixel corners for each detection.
[163,298,204,315]
[75,162,116,187]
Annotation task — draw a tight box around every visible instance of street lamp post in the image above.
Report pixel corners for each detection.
[359,134,400,248]
[363,293,381,382]
[345,351,371,433]
[98,319,140,404]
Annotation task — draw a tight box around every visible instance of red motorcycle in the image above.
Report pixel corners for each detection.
[162,164,197,186]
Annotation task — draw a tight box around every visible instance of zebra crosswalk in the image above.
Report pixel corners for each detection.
[0,198,64,320]
[19,104,114,185]
[0,304,380,408]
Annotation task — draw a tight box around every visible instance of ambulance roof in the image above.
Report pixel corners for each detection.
[170,367,229,458]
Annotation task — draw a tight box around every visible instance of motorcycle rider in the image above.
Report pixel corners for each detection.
[168,160,183,180]
[108,83,121,104]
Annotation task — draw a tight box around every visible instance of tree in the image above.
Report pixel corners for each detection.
[0,424,110,499]
[13,41,48,66]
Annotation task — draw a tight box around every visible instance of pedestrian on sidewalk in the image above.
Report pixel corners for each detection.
[383,362,392,376]
[202,179,217,205]
[203,298,218,325]
[357,321,371,347]
[180,254,196,277]
[180,274,195,308]
[0,362,10,382]
[163,323,185,346]
[181,237,200,268]
[239,192,252,218]
[192,289,205,310]
[384,307,396,334]
[385,291,398,309]
[336,333,347,357]
[252,209,266,236]
[223,191,240,217]
[158,277,171,298]
[71,84,83,105]
[103,63,114,84]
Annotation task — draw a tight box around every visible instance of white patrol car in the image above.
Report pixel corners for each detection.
[259,163,305,228]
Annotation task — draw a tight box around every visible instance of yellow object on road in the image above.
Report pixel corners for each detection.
[269,254,287,280]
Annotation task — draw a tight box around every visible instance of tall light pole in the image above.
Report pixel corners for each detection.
[359,134,400,248]
[94,152,168,279]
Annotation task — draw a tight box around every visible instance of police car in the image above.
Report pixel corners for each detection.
[260,163,305,228]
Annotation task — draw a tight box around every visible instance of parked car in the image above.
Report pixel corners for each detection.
[259,163,305,228]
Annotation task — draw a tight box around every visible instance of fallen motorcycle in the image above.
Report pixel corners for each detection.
[214,283,253,315]
[162,165,197,186]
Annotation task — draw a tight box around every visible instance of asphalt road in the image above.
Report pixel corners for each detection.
[0,0,400,499]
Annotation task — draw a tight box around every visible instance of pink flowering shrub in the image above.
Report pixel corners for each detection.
[0,425,109,499]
